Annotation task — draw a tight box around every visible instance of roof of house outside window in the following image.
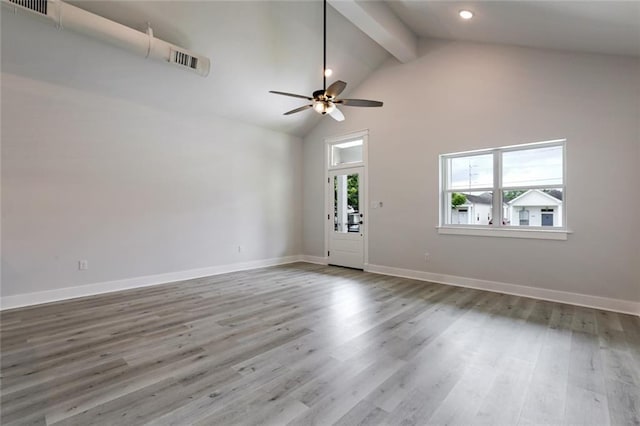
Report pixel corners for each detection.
[509,189,563,206]
[462,193,493,205]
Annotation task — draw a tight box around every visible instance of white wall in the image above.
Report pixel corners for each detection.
[303,40,640,303]
[1,16,302,298]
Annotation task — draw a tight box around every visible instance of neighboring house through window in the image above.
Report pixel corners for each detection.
[509,190,563,227]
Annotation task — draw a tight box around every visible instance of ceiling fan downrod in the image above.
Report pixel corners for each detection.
[323,0,327,92]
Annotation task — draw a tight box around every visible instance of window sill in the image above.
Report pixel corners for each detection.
[436,226,570,240]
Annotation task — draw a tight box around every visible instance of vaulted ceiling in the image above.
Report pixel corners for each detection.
[2,1,638,138]
[388,1,640,58]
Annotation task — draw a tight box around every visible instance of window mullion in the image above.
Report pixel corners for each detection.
[493,149,501,227]
[502,184,564,191]
[444,188,494,193]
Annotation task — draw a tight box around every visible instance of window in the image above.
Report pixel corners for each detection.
[330,139,363,167]
[439,139,567,239]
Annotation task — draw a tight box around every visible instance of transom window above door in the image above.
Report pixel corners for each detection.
[330,139,363,167]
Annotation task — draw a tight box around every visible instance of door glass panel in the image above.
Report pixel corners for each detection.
[334,173,360,233]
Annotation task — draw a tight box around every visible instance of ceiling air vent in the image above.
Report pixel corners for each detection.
[8,0,47,15]
[171,49,199,70]
[3,0,210,76]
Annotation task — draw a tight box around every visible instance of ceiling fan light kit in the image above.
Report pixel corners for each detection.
[314,100,335,114]
[269,0,383,122]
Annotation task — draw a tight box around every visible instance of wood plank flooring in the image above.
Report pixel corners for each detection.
[1,262,639,425]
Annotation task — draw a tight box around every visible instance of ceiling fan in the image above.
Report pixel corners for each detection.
[269,0,383,122]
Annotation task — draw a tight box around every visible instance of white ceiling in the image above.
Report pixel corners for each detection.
[2,1,638,137]
[387,1,640,58]
[2,1,390,137]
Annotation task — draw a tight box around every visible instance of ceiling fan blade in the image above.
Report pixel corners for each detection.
[269,91,313,101]
[284,104,313,115]
[336,99,383,107]
[325,80,347,98]
[328,106,345,122]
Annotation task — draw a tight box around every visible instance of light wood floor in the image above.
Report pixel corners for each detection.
[1,263,639,425]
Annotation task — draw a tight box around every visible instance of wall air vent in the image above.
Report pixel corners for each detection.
[171,49,199,70]
[8,0,47,15]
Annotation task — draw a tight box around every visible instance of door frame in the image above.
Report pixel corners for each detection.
[324,129,369,267]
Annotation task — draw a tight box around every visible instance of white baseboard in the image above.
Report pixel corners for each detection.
[300,255,329,265]
[364,263,640,316]
[0,255,303,311]
[4,256,637,316]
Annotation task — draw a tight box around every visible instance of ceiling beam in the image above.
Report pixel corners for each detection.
[328,0,418,63]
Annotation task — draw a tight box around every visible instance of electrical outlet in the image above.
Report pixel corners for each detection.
[237,245,243,253]
[78,260,89,270]
[424,253,430,262]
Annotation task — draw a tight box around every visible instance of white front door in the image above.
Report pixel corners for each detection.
[328,167,364,269]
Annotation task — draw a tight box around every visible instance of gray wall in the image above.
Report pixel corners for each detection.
[303,40,640,302]
[1,19,302,297]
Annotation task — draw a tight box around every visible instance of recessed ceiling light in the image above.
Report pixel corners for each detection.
[324,68,333,77]
[459,10,473,20]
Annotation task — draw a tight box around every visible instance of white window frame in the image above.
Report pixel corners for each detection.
[327,134,366,171]
[438,139,569,240]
